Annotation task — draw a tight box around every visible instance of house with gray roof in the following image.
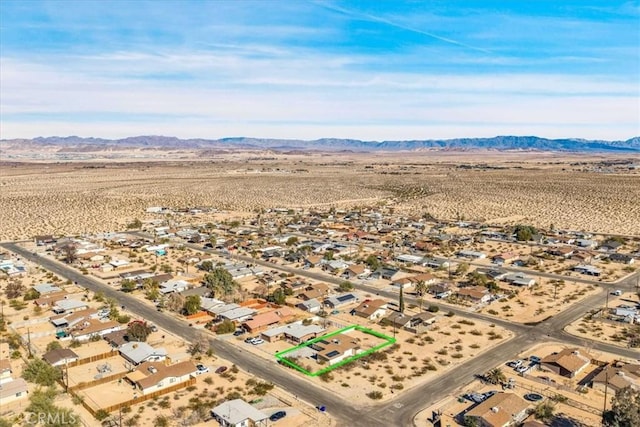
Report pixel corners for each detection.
[211,398,268,427]
[119,342,167,365]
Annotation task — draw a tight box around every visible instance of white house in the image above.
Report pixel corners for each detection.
[119,342,168,365]
[125,361,197,395]
[211,399,268,427]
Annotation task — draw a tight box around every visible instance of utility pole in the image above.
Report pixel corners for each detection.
[602,371,609,423]
[27,328,32,358]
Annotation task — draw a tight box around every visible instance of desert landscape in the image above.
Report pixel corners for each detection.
[1,152,639,241]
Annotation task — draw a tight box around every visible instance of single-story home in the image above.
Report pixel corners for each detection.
[33,283,62,295]
[211,398,268,427]
[609,253,635,264]
[573,265,602,276]
[591,362,640,393]
[52,299,89,315]
[159,279,189,294]
[492,252,519,265]
[261,323,325,343]
[457,250,486,259]
[0,359,12,383]
[313,336,361,365]
[241,308,294,333]
[119,342,168,365]
[502,273,536,287]
[70,319,124,341]
[342,264,370,280]
[0,378,29,406]
[125,360,197,395]
[297,299,322,314]
[465,392,529,427]
[456,287,491,304]
[42,348,79,367]
[547,246,574,258]
[352,299,388,321]
[540,348,592,378]
[324,293,358,309]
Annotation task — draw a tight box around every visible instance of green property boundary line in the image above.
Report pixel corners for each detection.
[274,325,396,377]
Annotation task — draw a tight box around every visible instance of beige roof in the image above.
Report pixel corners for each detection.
[346,264,366,275]
[71,319,122,337]
[134,360,197,390]
[466,393,529,427]
[592,363,640,390]
[353,299,387,317]
[541,348,592,373]
[0,378,28,399]
[0,359,11,373]
[316,336,360,361]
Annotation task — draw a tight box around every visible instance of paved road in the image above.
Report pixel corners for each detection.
[4,241,639,427]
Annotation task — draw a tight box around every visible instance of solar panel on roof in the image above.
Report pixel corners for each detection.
[326,350,340,358]
[337,294,353,302]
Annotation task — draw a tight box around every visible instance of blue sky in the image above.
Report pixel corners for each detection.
[1,0,638,140]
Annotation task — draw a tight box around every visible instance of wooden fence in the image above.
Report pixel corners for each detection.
[69,371,128,392]
[66,349,119,368]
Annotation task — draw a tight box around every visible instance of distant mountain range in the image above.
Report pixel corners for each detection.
[2,135,640,152]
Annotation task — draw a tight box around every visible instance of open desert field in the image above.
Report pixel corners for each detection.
[1,152,640,241]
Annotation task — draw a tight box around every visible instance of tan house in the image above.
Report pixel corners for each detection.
[314,336,361,365]
[465,393,529,427]
[70,319,125,341]
[540,348,592,378]
[125,360,197,395]
[352,299,388,321]
[0,359,12,384]
[591,362,640,393]
[0,378,29,406]
[241,307,294,333]
[457,287,491,304]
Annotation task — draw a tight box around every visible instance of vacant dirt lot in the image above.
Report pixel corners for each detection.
[1,153,639,241]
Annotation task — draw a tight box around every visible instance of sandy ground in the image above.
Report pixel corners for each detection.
[415,342,634,427]
[227,305,512,404]
[565,290,640,348]
[2,155,640,241]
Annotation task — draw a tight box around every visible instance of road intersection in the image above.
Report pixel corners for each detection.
[2,240,638,427]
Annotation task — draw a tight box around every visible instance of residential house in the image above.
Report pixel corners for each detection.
[341,264,370,280]
[304,255,324,268]
[573,264,602,276]
[0,378,29,406]
[50,308,99,329]
[119,342,168,365]
[457,250,487,259]
[352,299,388,321]
[427,283,452,296]
[411,310,438,329]
[34,291,68,309]
[323,260,349,274]
[261,323,325,343]
[392,273,437,290]
[241,308,294,333]
[609,253,635,265]
[324,293,359,309]
[296,299,322,314]
[42,348,79,367]
[421,258,449,269]
[33,283,63,295]
[395,254,424,265]
[0,360,12,384]
[465,392,529,427]
[211,398,268,427]
[313,336,361,365]
[540,348,592,378]
[280,279,309,295]
[159,279,189,294]
[103,330,129,347]
[492,252,519,265]
[52,299,89,314]
[547,246,574,258]
[125,360,197,395]
[35,235,56,246]
[600,240,624,252]
[502,273,536,287]
[70,319,124,341]
[456,287,491,304]
[591,362,640,393]
[215,305,257,323]
[576,239,598,249]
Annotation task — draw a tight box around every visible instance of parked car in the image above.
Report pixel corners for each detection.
[215,366,228,374]
[516,365,529,373]
[233,329,246,336]
[195,364,209,374]
[269,411,287,422]
[508,360,523,368]
[612,290,623,296]
[150,324,158,332]
[245,337,256,343]
[529,355,541,363]
[251,338,265,345]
